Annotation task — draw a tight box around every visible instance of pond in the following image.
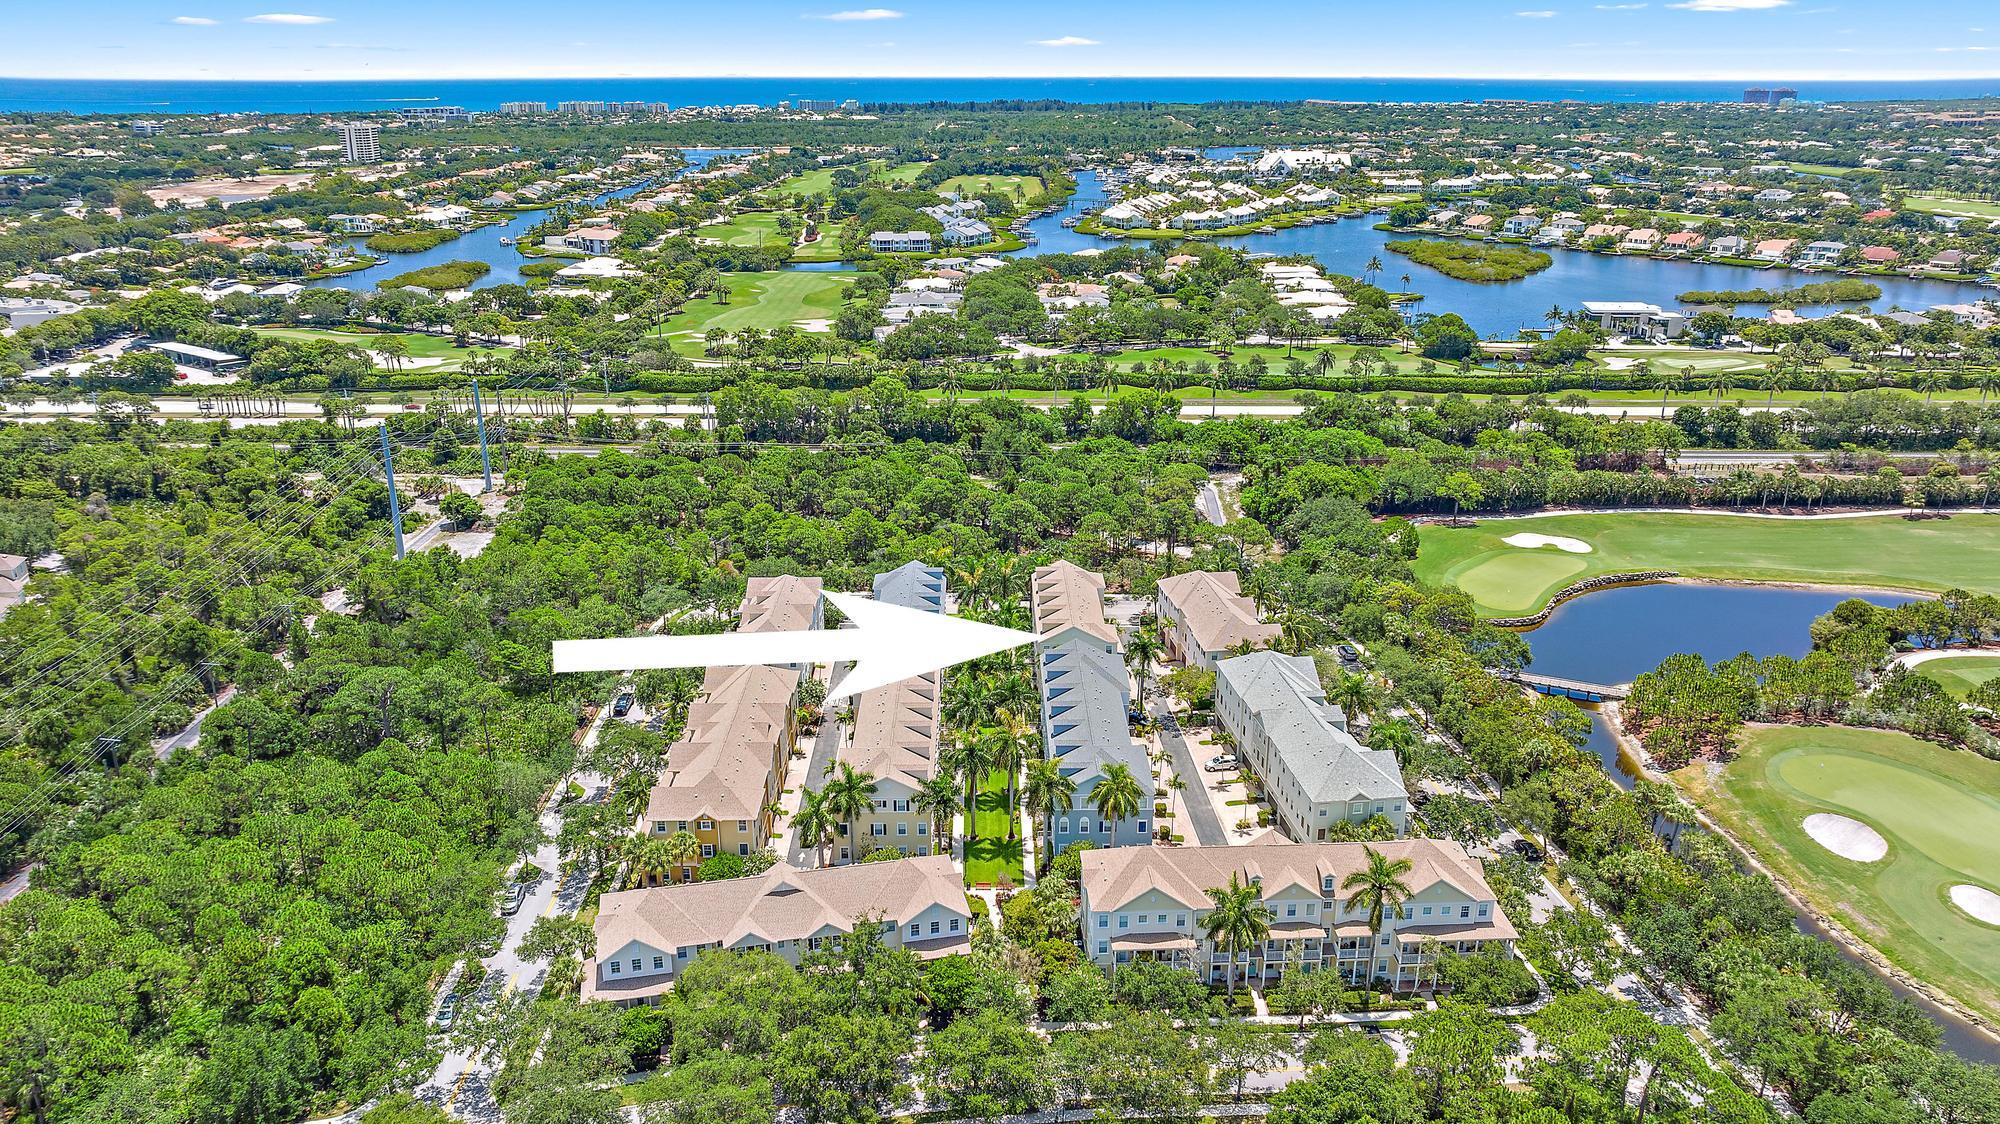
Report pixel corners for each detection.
[1002,169,1993,335]
[1516,580,2000,1063]
[306,148,753,293]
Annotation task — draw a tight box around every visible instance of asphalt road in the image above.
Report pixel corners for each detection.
[1150,703,1225,846]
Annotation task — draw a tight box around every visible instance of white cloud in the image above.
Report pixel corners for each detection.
[817,8,902,19]
[1518,9,1559,16]
[1034,35,1099,46]
[244,12,334,24]
[172,15,219,24]
[1666,0,1788,9]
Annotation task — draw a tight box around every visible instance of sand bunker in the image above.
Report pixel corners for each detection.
[1803,813,1888,862]
[1503,532,1593,554]
[1949,884,2000,926]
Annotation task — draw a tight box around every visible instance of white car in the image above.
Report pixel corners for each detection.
[1204,754,1239,773]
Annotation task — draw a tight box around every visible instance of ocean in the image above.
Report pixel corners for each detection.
[4,76,2000,114]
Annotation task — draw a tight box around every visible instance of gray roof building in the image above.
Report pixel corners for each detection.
[1215,651,1407,840]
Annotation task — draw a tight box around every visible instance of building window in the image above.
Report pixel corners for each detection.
[897,823,907,836]
[1098,941,1109,955]
[1461,906,1471,919]
[909,923,921,937]
[1286,905,1297,917]
[872,823,886,837]
[698,819,713,831]
[929,921,940,934]
[1137,820,1148,834]
[949,918,960,932]
[701,844,716,858]
[1059,818,1070,834]
[737,819,748,831]
[609,961,621,975]
[1478,905,1489,917]
[652,956,665,969]
[1421,906,1432,916]
[1079,818,1092,834]
[738,843,749,856]
[1096,913,1109,928]
[917,823,928,835]
[630,959,641,972]
[1118,915,1129,929]
[677,820,688,831]
[651,820,666,833]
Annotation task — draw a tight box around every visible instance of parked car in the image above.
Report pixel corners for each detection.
[499,880,531,916]
[1511,837,1546,863]
[611,692,634,718]
[434,994,458,1030]
[1336,643,1361,665]
[1204,753,1239,773]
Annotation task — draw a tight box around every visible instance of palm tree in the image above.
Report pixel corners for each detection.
[1276,610,1320,656]
[1366,718,1421,763]
[1363,255,1384,286]
[1202,872,1275,999]
[792,787,839,868]
[1125,627,1163,700]
[914,773,961,856]
[944,732,997,843]
[989,710,1039,841]
[824,763,877,863]
[1092,762,1145,839]
[623,833,676,888]
[1331,672,1381,726]
[1023,757,1076,854]
[1341,846,1415,1008]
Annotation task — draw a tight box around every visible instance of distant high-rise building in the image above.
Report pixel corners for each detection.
[839,98,860,111]
[500,101,547,115]
[1772,87,1799,104]
[1743,87,1772,104]
[130,120,165,137]
[799,99,837,113]
[558,100,608,115]
[613,100,648,114]
[336,122,381,165]
[398,105,474,124]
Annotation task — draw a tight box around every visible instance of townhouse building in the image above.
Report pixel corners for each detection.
[1155,570,1280,672]
[1080,840,1517,990]
[1214,651,1408,840]
[1032,562,1153,852]
[836,562,947,862]
[584,855,972,1005]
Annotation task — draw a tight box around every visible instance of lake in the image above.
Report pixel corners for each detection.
[306,148,752,293]
[1008,170,1993,335]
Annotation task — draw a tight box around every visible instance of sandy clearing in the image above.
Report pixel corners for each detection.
[1803,813,1889,862]
[1503,532,1594,554]
[793,318,834,333]
[1949,884,2000,926]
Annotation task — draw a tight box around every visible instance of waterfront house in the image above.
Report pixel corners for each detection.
[1662,231,1706,254]
[1708,235,1749,258]
[1214,651,1408,841]
[1031,562,1153,855]
[1580,301,1690,341]
[1621,228,1662,252]
[568,227,622,255]
[1798,240,1847,267]
[1859,246,1900,265]
[1078,839,1515,988]
[1928,249,1970,272]
[1752,238,1796,262]
[584,856,972,1005]
[1155,570,1280,672]
[1460,214,1495,234]
[1502,214,1543,236]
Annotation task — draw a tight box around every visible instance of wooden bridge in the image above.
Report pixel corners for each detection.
[1496,670,1629,703]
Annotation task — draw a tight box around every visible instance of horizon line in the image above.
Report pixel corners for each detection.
[5,71,2000,85]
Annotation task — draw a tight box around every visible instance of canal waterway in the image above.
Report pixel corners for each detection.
[1513,580,2000,1063]
[1007,169,1993,335]
[307,148,752,293]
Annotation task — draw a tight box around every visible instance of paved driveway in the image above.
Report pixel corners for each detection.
[1150,704,1225,845]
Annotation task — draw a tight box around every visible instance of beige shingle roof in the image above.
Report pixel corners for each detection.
[1032,561,1118,646]
[741,575,822,633]
[1082,839,1509,940]
[592,854,969,964]
[1157,570,1279,657]
[645,662,797,822]
[844,671,940,790]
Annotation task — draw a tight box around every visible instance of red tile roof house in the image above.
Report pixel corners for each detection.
[1859,246,1900,265]
[1662,231,1706,253]
[1861,209,1896,222]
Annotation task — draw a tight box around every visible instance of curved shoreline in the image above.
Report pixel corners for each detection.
[1607,709,2000,1053]
[1488,574,1931,628]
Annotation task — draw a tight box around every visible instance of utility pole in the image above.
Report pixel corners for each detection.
[471,379,495,493]
[380,425,406,560]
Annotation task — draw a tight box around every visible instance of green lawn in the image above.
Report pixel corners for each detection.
[1787,162,1865,178]
[654,270,854,354]
[879,161,931,183]
[250,327,504,369]
[1413,511,2000,617]
[939,173,1043,202]
[1914,656,2000,700]
[1902,194,2000,220]
[1675,725,2000,1022]
[965,768,1024,887]
[698,210,796,251]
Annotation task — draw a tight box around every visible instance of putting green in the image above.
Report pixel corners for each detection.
[1914,656,2000,700]
[1416,512,2000,617]
[1676,725,2000,1022]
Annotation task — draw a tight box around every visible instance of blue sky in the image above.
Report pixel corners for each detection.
[9,1,1996,80]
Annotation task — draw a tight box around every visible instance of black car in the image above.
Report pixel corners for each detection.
[612,692,635,718]
[1336,644,1361,665]
[1511,837,1546,863]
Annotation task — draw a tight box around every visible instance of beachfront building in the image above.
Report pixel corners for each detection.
[584,856,972,1005]
[834,563,948,862]
[1155,570,1280,672]
[1032,562,1153,853]
[1079,839,1516,988]
[1215,651,1408,840]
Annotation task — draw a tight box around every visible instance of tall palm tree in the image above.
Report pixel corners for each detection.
[1023,758,1076,854]
[792,787,839,868]
[824,763,877,863]
[1092,762,1145,839]
[988,712,1037,841]
[1276,610,1320,656]
[1331,671,1381,726]
[1341,846,1415,1007]
[914,772,961,856]
[1125,627,1163,700]
[1202,872,1275,999]
[943,732,997,843]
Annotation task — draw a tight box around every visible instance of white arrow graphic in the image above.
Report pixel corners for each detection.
[552,591,1038,702]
